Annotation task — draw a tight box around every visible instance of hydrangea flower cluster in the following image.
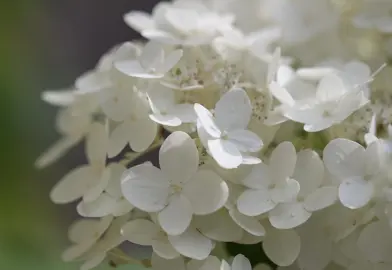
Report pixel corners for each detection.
[37,0,392,269]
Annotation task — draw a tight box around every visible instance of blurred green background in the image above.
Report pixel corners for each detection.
[0,1,156,269]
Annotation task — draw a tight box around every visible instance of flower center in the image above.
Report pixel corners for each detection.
[170,184,183,194]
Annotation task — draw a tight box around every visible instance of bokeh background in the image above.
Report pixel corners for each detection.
[0,1,158,269]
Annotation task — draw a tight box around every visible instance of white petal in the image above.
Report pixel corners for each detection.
[86,123,108,167]
[269,81,294,106]
[158,194,193,236]
[152,235,181,260]
[41,90,75,107]
[293,149,324,197]
[35,137,79,169]
[77,193,116,217]
[339,177,373,209]
[242,163,272,189]
[50,166,95,204]
[183,170,229,215]
[82,167,111,203]
[128,117,158,153]
[323,138,365,179]
[263,228,301,267]
[358,220,392,264]
[316,73,348,102]
[99,88,133,122]
[140,41,164,70]
[151,253,186,270]
[208,139,242,169]
[232,254,252,270]
[80,253,106,270]
[304,186,338,212]
[142,29,181,45]
[150,114,182,126]
[159,131,199,184]
[121,163,170,212]
[121,219,160,246]
[237,189,276,216]
[159,49,183,73]
[270,142,297,182]
[227,130,263,153]
[194,103,221,138]
[269,203,311,229]
[215,88,252,131]
[62,241,95,262]
[76,71,111,93]
[270,178,300,204]
[195,209,243,242]
[221,261,231,270]
[124,11,155,32]
[168,227,213,260]
[229,209,266,236]
[107,122,129,158]
[167,104,197,123]
[115,60,162,78]
[187,256,221,270]
[296,67,334,81]
[68,217,111,244]
[105,163,126,198]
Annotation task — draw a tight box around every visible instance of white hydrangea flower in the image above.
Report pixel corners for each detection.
[62,216,113,262]
[195,88,263,169]
[122,219,214,260]
[50,122,110,204]
[124,2,234,46]
[147,85,197,127]
[121,131,229,235]
[115,41,183,79]
[270,71,369,132]
[237,142,300,217]
[324,138,384,209]
[76,163,133,218]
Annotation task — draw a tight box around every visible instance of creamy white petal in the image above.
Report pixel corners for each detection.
[194,103,221,138]
[338,177,373,209]
[159,131,199,184]
[128,116,158,153]
[194,209,243,242]
[183,170,229,215]
[323,139,365,179]
[62,241,95,262]
[263,228,301,267]
[77,193,116,217]
[242,163,272,189]
[150,114,182,126]
[152,234,181,260]
[158,194,193,236]
[232,254,252,270]
[86,123,108,167]
[115,60,163,78]
[237,189,276,216]
[168,227,213,260]
[269,203,311,229]
[121,163,170,212]
[304,186,338,212]
[215,88,252,131]
[358,220,392,264]
[80,253,106,270]
[105,163,126,198]
[229,209,266,236]
[107,122,129,158]
[35,137,79,169]
[270,142,297,182]
[124,11,155,32]
[270,178,300,204]
[50,166,95,204]
[208,139,242,169]
[121,219,160,246]
[293,150,324,197]
[269,81,294,106]
[227,129,263,153]
[82,167,111,203]
[159,49,183,73]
